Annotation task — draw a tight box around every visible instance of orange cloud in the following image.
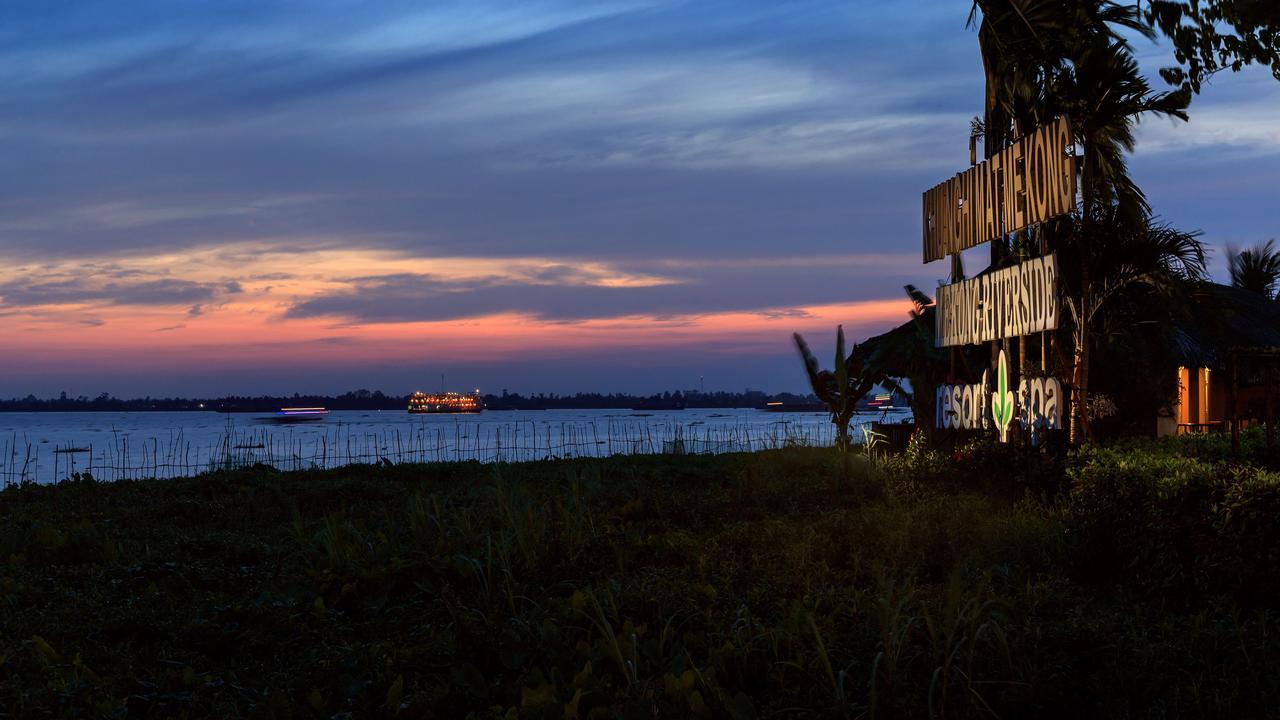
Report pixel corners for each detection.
[3,298,909,368]
[0,244,914,378]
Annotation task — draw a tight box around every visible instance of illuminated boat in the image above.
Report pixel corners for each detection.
[408,390,483,414]
[764,401,826,412]
[858,392,906,411]
[271,407,329,423]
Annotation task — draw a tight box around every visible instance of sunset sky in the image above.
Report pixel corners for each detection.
[2,0,1277,397]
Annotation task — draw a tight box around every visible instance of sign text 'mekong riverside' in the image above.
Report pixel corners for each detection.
[934,253,1058,347]
[922,116,1076,263]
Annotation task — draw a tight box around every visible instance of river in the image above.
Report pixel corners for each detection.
[0,407,912,485]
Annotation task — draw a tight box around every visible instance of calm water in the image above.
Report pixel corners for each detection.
[0,407,912,485]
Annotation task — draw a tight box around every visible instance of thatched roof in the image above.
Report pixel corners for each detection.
[856,305,949,381]
[858,311,923,379]
[1173,283,1280,368]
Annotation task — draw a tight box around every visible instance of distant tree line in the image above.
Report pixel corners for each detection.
[482,389,819,410]
[0,388,822,412]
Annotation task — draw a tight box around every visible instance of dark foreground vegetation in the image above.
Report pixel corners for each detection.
[3,432,1280,719]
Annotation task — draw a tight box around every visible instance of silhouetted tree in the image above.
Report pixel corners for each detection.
[1144,0,1280,94]
[1228,240,1280,299]
[793,326,877,450]
[969,1,1193,442]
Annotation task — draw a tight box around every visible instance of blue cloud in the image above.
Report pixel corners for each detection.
[0,0,1275,393]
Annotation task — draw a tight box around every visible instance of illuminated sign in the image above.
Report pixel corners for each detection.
[922,116,1076,263]
[991,350,1015,442]
[934,254,1058,347]
[936,370,991,432]
[936,350,1062,444]
[1016,374,1063,444]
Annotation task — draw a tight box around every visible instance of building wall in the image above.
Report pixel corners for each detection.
[1160,365,1276,437]
[1162,367,1216,436]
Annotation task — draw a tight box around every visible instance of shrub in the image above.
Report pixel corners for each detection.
[1063,442,1280,607]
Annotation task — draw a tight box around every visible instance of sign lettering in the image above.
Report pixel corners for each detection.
[936,349,1062,445]
[935,370,990,432]
[922,116,1076,263]
[934,254,1058,347]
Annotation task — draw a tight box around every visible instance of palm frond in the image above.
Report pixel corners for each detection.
[1228,239,1280,299]
[904,285,934,318]
[793,333,829,401]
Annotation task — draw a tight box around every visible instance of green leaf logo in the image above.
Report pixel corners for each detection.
[991,349,1015,443]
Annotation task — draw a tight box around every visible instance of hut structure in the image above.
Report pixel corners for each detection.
[1162,284,1280,454]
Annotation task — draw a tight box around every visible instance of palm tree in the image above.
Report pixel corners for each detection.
[1228,240,1280,299]
[1061,35,1191,440]
[1044,210,1206,443]
[1085,218,1208,434]
[968,0,1191,442]
[1058,213,1205,303]
[1063,39,1189,215]
[793,326,878,450]
[968,1,1161,127]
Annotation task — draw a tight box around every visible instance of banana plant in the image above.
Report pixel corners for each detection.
[794,326,878,451]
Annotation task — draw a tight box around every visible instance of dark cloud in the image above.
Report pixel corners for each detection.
[286,258,922,324]
[0,278,222,308]
[4,0,1265,279]
[0,0,984,263]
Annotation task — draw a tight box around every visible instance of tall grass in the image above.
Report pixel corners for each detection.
[3,440,1279,716]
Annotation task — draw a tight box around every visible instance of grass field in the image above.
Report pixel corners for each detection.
[3,431,1280,718]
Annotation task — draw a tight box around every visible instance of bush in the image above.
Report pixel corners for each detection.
[1063,442,1280,607]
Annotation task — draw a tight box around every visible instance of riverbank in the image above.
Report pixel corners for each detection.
[3,432,1279,717]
